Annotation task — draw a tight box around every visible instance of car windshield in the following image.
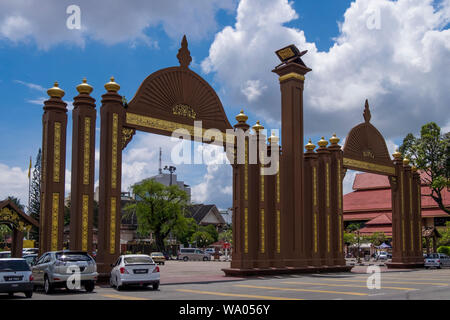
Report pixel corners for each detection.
[56,253,91,262]
[0,260,30,272]
[124,256,153,265]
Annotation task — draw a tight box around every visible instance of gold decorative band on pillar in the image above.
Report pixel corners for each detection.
[313,166,318,253]
[111,113,119,189]
[400,172,405,250]
[276,210,281,253]
[83,118,91,185]
[409,176,414,251]
[276,170,280,254]
[110,197,117,254]
[417,184,422,251]
[326,163,331,253]
[326,163,330,208]
[53,122,61,183]
[337,159,343,253]
[51,193,59,251]
[278,72,305,82]
[260,208,265,254]
[244,208,248,253]
[82,195,89,251]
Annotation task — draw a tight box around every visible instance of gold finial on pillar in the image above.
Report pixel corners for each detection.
[329,133,340,145]
[252,120,264,133]
[76,78,93,95]
[392,149,402,160]
[104,76,120,92]
[411,165,418,173]
[403,157,410,166]
[305,139,316,152]
[268,132,279,144]
[317,136,328,148]
[235,109,248,124]
[47,81,65,99]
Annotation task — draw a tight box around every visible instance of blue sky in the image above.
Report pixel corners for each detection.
[0,0,449,209]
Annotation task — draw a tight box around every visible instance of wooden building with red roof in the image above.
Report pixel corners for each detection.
[343,172,450,236]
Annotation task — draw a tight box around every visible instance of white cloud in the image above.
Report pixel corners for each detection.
[0,163,29,207]
[14,80,46,92]
[343,170,359,195]
[202,0,450,139]
[0,0,236,49]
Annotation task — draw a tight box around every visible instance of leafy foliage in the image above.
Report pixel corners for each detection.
[124,179,189,252]
[400,122,450,214]
[190,230,214,248]
[437,246,450,256]
[437,222,450,247]
[29,149,41,241]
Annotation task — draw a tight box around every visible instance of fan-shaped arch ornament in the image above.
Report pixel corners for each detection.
[124,35,232,139]
[342,100,395,175]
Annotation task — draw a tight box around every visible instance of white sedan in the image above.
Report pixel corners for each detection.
[110,254,160,291]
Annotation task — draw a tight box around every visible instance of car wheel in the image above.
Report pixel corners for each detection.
[203,256,209,261]
[109,276,115,288]
[25,291,33,298]
[8,292,14,297]
[85,281,95,293]
[438,264,442,269]
[44,276,53,294]
[183,256,188,261]
[162,262,165,265]
[153,282,159,291]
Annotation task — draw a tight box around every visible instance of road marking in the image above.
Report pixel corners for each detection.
[234,284,368,296]
[354,276,450,282]
[281,281,417,291]
[100,293,150,300]
[176,289,302,300]
[320,278,448,286]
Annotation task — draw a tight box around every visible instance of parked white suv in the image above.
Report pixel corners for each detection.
[425,253,450,269]
[31,251,98,294]
[0,258,34,298]
[178,248,211,261]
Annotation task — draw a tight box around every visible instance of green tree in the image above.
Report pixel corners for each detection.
[201,224,219,243]
[400,122,450,214]
[346,222,363,232]
[190,230,214,248]
[367,232,387,246]
[7,196,24,210]
[437,221,450,247]
[219,227,232,244]
[124,179,189,252]
[29,149,41,241]
[172,217,197,247]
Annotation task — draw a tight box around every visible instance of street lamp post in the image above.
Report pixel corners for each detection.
[164,165,176,186]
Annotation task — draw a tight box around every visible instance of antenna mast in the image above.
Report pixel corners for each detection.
[159,147,162,174]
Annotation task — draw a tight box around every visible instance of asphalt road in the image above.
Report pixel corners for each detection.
[2,267,450,300]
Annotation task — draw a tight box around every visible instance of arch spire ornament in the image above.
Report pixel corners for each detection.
[177,35,192,69]
[363,99,371,123]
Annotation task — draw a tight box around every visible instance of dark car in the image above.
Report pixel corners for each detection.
[0,258,34,298]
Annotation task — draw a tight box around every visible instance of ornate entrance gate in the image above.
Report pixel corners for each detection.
[0,199,38,257]
[342,100,423,267]
[38,37,423,277]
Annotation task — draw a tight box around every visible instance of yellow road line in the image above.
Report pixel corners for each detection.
[234,284,368,296]
[281,281,417,291]
[176,289,302,300]
[101,293,150,300]
[354,276,450,282]
[320,278,448,286]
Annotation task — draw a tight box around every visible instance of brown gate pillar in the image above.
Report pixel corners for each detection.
[328,134,346,266]
[11,229,24,258]
[412,166,424,263]
[272,55,311,267]
[229,110,250,270]
[40,82,68,255]
[97,77,125,276]
[69,79,96,253]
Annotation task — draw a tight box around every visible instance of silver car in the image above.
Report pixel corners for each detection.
[110,254,160,291]
[425,253,450,269]
[0,258,33,298]
[31,251,98,294]
[178,248,211,261]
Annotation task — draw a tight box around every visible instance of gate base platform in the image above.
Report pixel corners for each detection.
[386,262,424,269]
[222,265,352,277]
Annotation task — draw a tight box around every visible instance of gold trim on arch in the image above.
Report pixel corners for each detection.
[343,157,395,175]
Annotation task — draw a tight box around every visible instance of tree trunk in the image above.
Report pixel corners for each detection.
[154,231,165,253]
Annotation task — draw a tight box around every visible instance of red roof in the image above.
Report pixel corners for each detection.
[359,226,392,236]
[353,174,389,190]
[365,213,392,225]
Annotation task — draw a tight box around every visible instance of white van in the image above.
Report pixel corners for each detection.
[177,248,211,261]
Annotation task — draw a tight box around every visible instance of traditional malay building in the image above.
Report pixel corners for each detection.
[343,172,450,236]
